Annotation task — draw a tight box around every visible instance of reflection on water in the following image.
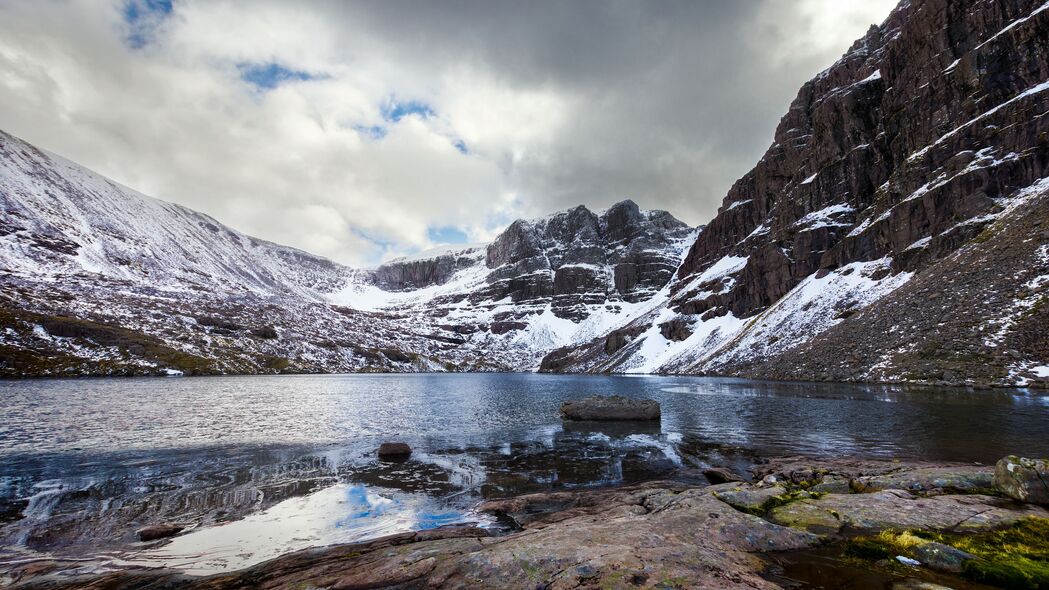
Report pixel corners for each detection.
[122,483,484,575]
[0,373,1047,574]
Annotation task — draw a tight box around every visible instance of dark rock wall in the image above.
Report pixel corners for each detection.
[672,0,1049,322]
[479,200,693,319]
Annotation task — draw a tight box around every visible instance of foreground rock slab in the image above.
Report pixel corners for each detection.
[559,395,660,421]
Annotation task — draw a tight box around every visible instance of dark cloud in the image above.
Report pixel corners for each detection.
[0,0,895,264]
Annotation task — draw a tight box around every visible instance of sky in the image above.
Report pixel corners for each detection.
[0,0,897,266]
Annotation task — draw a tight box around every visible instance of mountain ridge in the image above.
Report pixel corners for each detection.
[0,128,694,376]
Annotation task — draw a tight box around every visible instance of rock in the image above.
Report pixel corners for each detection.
[852,466,994,495]
[994,455,1049,504]
[712,484,793,514]
[377,442,412,461]
[559,395,660,421]
[810,477,851,494]
[769,489,1049,535]
[703,467,744,484]
[136,524,183,541]
[912,541,974,573]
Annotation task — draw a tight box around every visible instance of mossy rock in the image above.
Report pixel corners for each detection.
[847,518,1049,588]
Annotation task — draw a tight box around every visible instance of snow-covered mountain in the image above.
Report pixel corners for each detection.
[0,129,693,376]
[541,0,1049,387]
[3,0,1047,386]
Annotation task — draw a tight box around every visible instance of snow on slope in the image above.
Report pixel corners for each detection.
[0,130,351,300]
[0,129,699,374]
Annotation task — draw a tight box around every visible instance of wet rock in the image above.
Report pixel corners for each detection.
[852,466,994,495]
[377,442,412,461]
[136,523,183,542]
[769,489,1049,535]
[994,455,1049,504]
[810,477,851,494]
[559,395,660,421]
[703,467,744,484]
[911,541,974,573]
[712,484,793,514]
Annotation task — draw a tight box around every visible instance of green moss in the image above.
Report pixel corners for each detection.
[847,518,1049,588]
[925,518,1049,588]
[759,489,825,513]
[844,537,893,560]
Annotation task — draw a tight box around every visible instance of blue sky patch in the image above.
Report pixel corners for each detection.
[354,124,387,140]
[427,226,470,244]
[239,63,315,90]
[452,139,469,154]
[381,100,435,123]
[123,0,173,48]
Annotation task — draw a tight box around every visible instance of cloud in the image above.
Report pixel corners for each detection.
[0,0,896,266]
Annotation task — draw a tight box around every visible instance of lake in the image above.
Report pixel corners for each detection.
[1,374,1047,574]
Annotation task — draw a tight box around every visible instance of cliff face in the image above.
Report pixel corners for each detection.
[543,0,1049,386]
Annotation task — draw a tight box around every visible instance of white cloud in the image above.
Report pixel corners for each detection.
[0,0,896,266]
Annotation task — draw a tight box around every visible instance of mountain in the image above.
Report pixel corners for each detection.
[0,129,693,376]
[541,0,1049,387]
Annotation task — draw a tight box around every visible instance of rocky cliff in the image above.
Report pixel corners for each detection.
[542,0,1049,387]
[338,200,696,369]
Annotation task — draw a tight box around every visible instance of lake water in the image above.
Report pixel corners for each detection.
[1,374,1047,574]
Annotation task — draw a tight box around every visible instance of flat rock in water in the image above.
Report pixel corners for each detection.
[559,395,660,421]
[377,442,412,460]
[994,455,1049,505]
[136,524,183,542]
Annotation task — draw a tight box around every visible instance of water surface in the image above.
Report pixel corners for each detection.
[1,374,1046,574]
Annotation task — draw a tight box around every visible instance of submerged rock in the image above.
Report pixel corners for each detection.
[559,395,660,421]
[994,455,1049,505]
[136,524,183,542]
[377,442,412,461]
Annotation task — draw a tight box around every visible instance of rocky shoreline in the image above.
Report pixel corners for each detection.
[5,455,1047,590]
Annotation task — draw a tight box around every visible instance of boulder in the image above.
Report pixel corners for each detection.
[136,524,183,542]
[377,442,412,461]
[993,455,1049,504]
[559,395,660,421]
[702,467,744,484]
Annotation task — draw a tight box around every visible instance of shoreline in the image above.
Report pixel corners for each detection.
[5,455,1047,589]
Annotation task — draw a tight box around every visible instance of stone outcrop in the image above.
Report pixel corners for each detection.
[373,247,484,291]
[479,200,693,319]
